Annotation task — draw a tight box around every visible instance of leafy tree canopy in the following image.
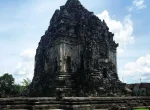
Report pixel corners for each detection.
[22,78,31,86]
[0,73,19,97]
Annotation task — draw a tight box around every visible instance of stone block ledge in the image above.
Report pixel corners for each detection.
[0,97,150,110]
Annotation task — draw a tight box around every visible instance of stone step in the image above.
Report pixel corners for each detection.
[0,97,150,109]
[8,109,64,110]
[2,104,61,109]
[94,109,108,110]
[57,74,71,76]
[5,109,30,110]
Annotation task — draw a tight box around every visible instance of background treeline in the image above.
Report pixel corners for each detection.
[0,73,31,98]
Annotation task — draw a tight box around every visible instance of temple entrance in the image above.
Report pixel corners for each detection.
[54,57,58,72]
[80,55,84,70]
[66,56,71,72]
[103,68,107,78]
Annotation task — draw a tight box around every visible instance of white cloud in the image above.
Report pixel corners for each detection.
[97,10,134,54]
[20,49,35,62]
[128,0,147,11]
[13,49,35,84]
[133,0,147,9]
[120,54,150,82]
[127,6,133,12]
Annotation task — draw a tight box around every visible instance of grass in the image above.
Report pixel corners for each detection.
[134,108,149,110]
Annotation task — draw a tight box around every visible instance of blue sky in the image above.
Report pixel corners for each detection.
[0,0,150,84]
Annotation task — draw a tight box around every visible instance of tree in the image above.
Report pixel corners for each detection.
[19,78,31,93]
[22,78,31,86]
[0,73,19,97]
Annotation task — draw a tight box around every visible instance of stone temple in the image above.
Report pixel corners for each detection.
[24,0,126,97]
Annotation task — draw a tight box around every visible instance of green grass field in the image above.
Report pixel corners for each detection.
[134,108,149,110]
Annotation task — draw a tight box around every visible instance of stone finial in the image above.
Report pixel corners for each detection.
[65,0,82,7]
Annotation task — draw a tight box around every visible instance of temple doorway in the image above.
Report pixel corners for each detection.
[66,56,71,72]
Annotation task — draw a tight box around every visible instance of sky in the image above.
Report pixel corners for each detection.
[0,0,150,84]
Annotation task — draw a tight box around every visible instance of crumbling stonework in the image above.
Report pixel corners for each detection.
[24,0,126,97]
[1,97,150,110]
